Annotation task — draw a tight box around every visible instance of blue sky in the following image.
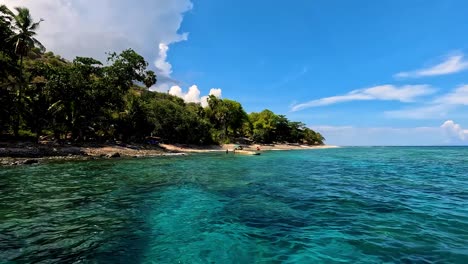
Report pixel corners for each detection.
[5,0,468,145]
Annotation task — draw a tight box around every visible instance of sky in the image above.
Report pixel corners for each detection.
[4,0,468,145]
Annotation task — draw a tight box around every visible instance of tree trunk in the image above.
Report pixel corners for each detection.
[13,54,24,138]
[35,130,40,144]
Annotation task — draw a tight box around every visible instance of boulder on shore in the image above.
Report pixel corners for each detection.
[107,152,121,158]
[23,159,39,165]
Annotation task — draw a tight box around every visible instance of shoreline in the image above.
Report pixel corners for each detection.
[0,142,339,166]
[160,143,339,153]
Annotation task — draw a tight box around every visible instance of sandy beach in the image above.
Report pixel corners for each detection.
[161,143,339,153]
[0,142,338,165]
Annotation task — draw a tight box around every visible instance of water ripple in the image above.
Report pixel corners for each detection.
[1,147,468,263]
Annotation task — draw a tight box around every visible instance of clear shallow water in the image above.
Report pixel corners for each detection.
[1,147,468,263]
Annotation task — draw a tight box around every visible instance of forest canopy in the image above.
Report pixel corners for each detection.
[0,5,324,145]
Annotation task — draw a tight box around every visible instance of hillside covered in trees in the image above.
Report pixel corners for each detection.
[0,5,324,145]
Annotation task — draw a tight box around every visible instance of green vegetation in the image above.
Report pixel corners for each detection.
[0,6,324,145]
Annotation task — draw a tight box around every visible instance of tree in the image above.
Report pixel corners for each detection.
[288,121,306,143]
[249,109,279,143]
[0,5,17,133]
[0,5,14,53]
[206,95,247,143]
[275,115,291,142]
[22,63,63,142]
[0,6,326,146]
[116,91,155,142]
[144,70,156,89]
[9,7,45,136]
[10,7,45,63]
[105,49,152,91]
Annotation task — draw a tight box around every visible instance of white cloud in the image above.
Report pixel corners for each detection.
[185,85,202,103]
[208,88,222,98]
[2,0,228,95]
[155,43,172,78]
[4,1,226,100]
[169,86,222,107]
[312,121,468,146]
[169,85,201,103]
[168,85,184,98]
[435,85,468,105]
[4,0,192,90]
[291,85,435,112]
[200,88,223,107]
[395,54,468,78]
[441,120,468,141]
[151,42,184,92]
[200,97,209,107]
[384,104,453,119]
[385,85,468,120]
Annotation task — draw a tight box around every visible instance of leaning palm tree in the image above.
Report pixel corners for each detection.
[10,7,45,74]
[9,7,45,136]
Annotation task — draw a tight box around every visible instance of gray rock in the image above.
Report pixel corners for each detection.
[107,152,121,158]
[23,159,39,165]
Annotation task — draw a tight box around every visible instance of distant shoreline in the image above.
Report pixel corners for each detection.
[0,142,338,166]
[160,143,339,153]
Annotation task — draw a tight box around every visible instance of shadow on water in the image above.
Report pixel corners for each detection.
[0,158,180,263]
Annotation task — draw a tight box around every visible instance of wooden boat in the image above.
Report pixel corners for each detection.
[235,150,261,155]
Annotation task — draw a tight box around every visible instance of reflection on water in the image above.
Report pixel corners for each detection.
[1,147,468,263]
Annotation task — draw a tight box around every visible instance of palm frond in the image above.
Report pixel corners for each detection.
[48,100,64,115]
[9,7,44,55]
[0,4,14,17]
[32,38,45,52]
[29,19,43,31]
[13,7,32,30]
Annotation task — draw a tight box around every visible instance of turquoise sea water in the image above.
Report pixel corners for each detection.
[1,147,468,263]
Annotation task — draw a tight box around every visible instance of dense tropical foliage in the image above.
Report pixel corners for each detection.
[0,6,324,145]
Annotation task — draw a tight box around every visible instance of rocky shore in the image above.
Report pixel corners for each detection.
[0,142,169,166]
[1,142,338,166]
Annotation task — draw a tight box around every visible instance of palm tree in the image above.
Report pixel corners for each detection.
[11,7,45,67]
[9,7,45,137]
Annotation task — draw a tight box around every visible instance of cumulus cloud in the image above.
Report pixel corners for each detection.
[4,0,192,91]
[291,85,435,112]
[441,120,468,141]
[4,1,225,101]
[169,85,202,103]
[168,85,184,98]
[169,85,222,107]
[200,88,223,107]
[4,0,192,59]
[185,85,202,103]
[151,42,185,92]
[312,121,468,146]
[207,88,222,98]
[155,43,173,77]
[395,54,468,78]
